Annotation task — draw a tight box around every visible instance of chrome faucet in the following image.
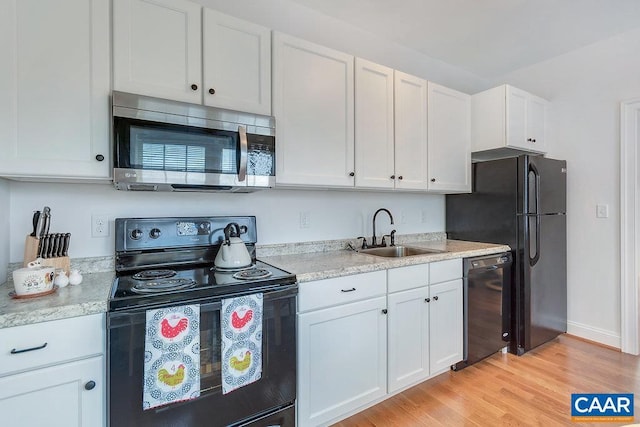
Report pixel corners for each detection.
[371,208,394,247]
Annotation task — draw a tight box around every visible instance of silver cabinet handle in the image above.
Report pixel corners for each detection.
[10,342,48,354]
[238,126,248,182]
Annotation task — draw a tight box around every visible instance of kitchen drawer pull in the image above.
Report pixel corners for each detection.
[340,288,356,293]
[10,342,48,354]
[84,380,96,391]
[433,296,439,301]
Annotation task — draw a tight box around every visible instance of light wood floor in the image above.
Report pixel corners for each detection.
[333,335,640,426]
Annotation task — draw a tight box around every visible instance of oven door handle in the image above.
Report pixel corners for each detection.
[238,125,248,182]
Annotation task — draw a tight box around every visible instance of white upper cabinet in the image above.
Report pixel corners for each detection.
[113,0,202,104]
[471,84,548,155]
[114,0,271,114]
[354,58,395,189]
[273,32,355,187]
[202,9,271,115]
[394,71,429,190]
[0,0,111,179]
[427,82,471,193]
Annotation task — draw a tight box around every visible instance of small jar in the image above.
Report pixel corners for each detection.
[54,269,69,288]
[68,269,83,285]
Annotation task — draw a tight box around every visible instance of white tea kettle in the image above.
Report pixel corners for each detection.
[214,223,252,269]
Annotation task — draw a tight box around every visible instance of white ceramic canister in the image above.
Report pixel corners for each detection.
[68,269,83,285]
[54,269,70,288]
[12,258,55,295]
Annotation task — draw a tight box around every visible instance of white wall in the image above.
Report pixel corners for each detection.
[0,179,9,281]
[8,182,444,261]
[493,28,640,347]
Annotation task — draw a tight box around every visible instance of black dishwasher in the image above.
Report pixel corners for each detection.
[453,252,512,370]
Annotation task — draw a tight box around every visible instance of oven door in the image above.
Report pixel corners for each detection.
[107,286,297,427]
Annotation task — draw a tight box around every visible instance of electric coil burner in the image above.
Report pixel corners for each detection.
[107,216,298,427]
[233,268,272,280]
[132,269,177,280]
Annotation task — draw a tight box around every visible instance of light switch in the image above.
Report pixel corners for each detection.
[596,204,609,218]
[299,211,311,228]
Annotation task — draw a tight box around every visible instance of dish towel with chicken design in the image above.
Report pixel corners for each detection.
[221,293,263,394]
[143,304,200,410]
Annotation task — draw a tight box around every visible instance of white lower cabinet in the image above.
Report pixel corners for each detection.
[0,356,104,427]
[428,278,464,374]
[387,286,430,392]
[298,260,463,426]
[297,271,387,427]
[387,260,463,393]
[0,314,105,427]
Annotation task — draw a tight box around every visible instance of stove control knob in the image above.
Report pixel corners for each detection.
[149,228,162,239]
[130,229,143,240]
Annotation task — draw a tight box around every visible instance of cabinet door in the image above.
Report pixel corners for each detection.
[0,0,110,179]
[0,356,104,427]
[298,297,387,427]
[202,9,271,115]
[387,287,430,392]
[273,33,355,187]
[427,82,471,193]
[394,71,428,190]
[505,86,529,150]
[113,0,202,103]
[527,94,547,153]
[354,58,395,189]
[429,279,463,374]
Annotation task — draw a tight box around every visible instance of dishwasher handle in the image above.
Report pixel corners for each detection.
[464,253,512,274]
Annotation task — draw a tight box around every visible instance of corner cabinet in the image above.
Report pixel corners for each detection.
[0,314,105,427]
[297,271,387,427]
[0,0,111,179]
[471,84,548,156]
[273,32,355,187]
[427,83,471,193]
[113,0,271,114]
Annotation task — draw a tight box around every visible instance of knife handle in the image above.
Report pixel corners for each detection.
[30,211,40,237]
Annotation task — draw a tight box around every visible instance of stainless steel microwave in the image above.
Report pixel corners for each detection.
[112,91,275,192]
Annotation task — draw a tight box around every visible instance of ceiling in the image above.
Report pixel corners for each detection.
[287,0,640,79]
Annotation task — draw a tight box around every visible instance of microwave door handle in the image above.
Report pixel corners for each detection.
[238,125,248,182]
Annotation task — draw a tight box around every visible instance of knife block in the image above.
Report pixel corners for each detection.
[23,235,70,275]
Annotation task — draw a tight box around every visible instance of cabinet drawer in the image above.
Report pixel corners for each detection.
[0,314,105,377]
[429,259,462,284]
[387,263,429,293]
[299,271,386,312]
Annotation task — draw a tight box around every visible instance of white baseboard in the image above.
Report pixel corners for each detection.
[567,320,621,348]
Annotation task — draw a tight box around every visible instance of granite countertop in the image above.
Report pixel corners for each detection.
[0,271,114,329]
[260,239,511,283]
[0,238,510,329]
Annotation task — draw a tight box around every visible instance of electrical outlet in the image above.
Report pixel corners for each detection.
[92,214,109,237]
[596,204,609,218]
[299,211,311,229]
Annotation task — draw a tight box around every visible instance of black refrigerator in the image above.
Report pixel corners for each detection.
[446,155,567,355]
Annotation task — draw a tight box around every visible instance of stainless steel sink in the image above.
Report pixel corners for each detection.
[356,245,445,258]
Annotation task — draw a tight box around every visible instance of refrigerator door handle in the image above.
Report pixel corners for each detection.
[529,215,541,266]
[528,162,541,266]
[529,162,540,215]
